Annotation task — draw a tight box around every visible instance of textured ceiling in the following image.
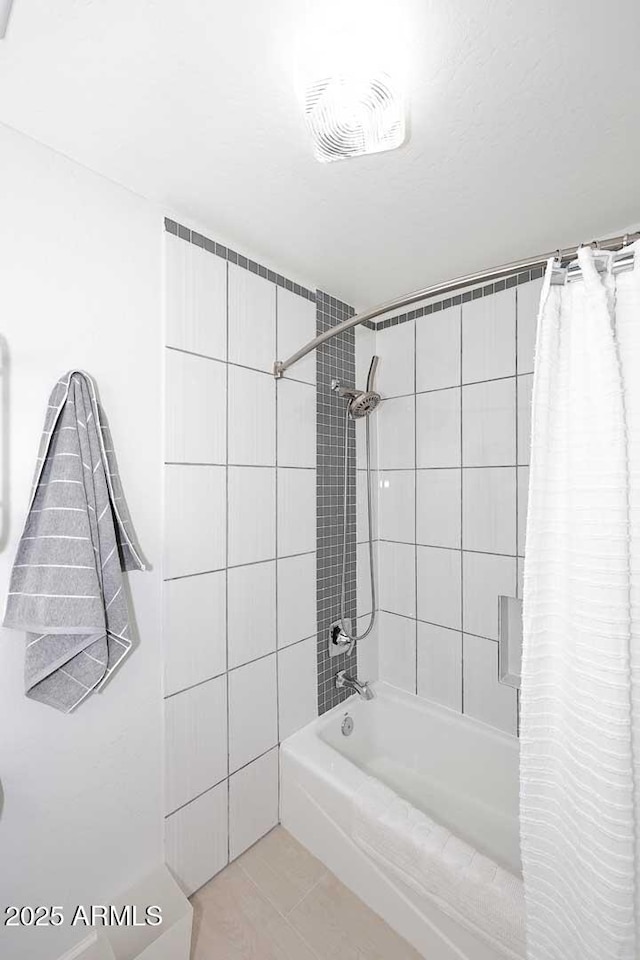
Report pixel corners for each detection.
[1,0,639,307]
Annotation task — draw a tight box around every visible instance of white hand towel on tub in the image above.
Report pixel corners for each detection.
[351,777,525,960]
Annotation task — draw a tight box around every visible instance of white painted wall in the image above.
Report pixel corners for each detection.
[0,124,164,960]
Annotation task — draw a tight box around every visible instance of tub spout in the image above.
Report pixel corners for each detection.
[335,670,375,701]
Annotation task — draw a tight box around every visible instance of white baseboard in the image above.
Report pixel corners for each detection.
[57,931,115,960]
[55,864,192,960]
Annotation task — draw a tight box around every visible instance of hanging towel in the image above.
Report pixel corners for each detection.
[3,371,145,712]
[351,776,526,960]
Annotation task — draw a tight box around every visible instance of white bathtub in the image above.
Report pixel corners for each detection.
[280,681,522,960]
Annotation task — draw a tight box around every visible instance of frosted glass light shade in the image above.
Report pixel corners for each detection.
[304,72,405,163]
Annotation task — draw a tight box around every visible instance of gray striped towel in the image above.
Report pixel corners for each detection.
[3,370,146,712]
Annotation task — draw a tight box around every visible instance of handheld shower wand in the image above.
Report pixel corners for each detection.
[331,356,381,649]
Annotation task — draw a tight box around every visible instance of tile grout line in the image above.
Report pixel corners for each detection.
[165,776,228,820]
[164,632,318,700]
[235,861,325,960]
[165,461,315,470]
[224,258,231,866]
[375,538,519,559]
[413,316,418,694]
[460,301,465,715]
[377,610,501,645]
[515,286,521,736]
[283,872,327,919]
[275,285,281,824]
[163,547,316,581]
[375,464,532,471]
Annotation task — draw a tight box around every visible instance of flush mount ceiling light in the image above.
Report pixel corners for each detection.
[304,71,405,163]
[0,0,13,39]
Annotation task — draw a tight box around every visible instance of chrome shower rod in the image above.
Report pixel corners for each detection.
[272,230,640,378]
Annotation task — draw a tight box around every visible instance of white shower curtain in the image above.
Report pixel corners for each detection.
[520,242,640,960]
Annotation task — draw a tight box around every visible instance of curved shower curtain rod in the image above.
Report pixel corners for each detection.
[272,230,640,378]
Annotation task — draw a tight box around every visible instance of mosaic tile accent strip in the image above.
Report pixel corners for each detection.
[371,266,545,330]
[316,291,358,714]
[164,218,316,301]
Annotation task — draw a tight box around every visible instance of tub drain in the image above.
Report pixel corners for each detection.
[341,714,354,736]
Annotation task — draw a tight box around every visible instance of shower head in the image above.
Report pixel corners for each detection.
[331,355,381,418]
[348,390,381,418]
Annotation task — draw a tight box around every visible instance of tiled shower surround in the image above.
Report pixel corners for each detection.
[355,270,545,737]
[162,220,322,895]
[161,215,539,895]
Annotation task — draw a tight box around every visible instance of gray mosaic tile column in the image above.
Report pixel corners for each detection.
[316,291,358,714]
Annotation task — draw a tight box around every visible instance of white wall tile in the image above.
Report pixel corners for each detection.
[228,366,275,466]
[517,557,525,599]
[356,616,379,681]
[229,747,279,860]
[518,466,529,557]
[228,654,278,773]
[375,321,415,398]
[417,546,461,630]
[165,235,227,361]
[164,465,226,578]
[277,468,315,557]
[462,468,517,555]
[165,351,226,464]
[357,540,378,618]
[277,378,316,468]
[462,288,515,383]
[277,553,317,648]
[416,388,461,468]
[377,395,415,470]
[192,245,228,360]
[228,263,276,373]
[355,325,377,392]
[416,306,461,392]
[517,277,544,375]
[357,469,378,543]
[378,470,415,543]
[462,552,517,641]
[163,571,226,696]
[416,469,461,548]
[517,373,533,465]
[228,466,276,566]
[164,675,227,814]
[277,288,316,385]
[462,379,516,466]
[228,561,277,668]
[463,633,517,735]
[278,636,318,740]
[165,781,228,896]
[378,611,416,694]
[417,622,462,711]
[165,233,188,348]
[378,540,415,618]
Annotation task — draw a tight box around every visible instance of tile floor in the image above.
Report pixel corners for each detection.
[190,825,423,959]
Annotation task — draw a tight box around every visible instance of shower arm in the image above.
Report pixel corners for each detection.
[272,231,639,379]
